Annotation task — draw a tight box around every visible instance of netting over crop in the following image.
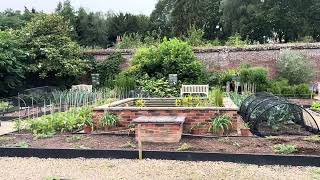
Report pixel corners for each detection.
[239,93,319,136]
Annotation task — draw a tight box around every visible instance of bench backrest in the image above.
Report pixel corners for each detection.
[180,85,209,97]
[71,84,92,93]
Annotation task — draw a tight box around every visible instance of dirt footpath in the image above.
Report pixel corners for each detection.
[0,157,318,180]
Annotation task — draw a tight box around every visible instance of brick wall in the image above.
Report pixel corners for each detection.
[93,108,241,135]
[85,43,320,82]
[135,123,183,143]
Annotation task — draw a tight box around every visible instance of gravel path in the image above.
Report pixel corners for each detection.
[0,158,318,180]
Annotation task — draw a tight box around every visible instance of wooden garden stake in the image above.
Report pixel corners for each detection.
[137,124,143,160]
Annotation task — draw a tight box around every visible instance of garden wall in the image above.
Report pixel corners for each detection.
[85,43,320,82]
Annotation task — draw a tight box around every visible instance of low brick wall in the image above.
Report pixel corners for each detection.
[93,98,242,135]
[135,123,183,143]
[93,108,240,134]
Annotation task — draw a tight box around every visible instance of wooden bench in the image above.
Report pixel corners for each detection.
[133,116,185,143]
[180,85,209,97]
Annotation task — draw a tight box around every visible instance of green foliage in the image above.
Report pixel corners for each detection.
[239,65,268,91]
[225,33,248,47]
[96,52,125,87]
[137,76,178,97]
[100,112,119,128]
[0,101,12,110]
[17,141,29,148]
[273,144,298,154]
[304,135,320,143]
[209,115,232,133]
[0,30,26,96]
[209,89,224,107]
[228,92,251,107]
[130,38,206,84]
[176,96,209,107]
[24,107,92,136]
[276,50,314,85]
[116,33,143,49]
[21,14,90,87]
[135,99,146,107]
[34,133,55,140]
[177,143,192,152]
[65,135,83,143]
[268,79,312,98]
[114,73,136,92]
[311,102,320,111]
[185,26,205,46]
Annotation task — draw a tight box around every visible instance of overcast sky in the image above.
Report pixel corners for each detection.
[0,0,158,15]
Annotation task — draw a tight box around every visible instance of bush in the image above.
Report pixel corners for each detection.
[21,14,90,88]
[268,79,312,98]
[0,30,26,96]
[239,65,268,91]
[96,52,125,87]
[185,26,205,47]
[114,73,136,92]
[276,50,314,85]
[129,38,206,84]
[137,75,178,97]
[225,33,248,47]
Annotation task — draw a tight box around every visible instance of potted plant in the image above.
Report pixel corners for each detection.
[100,112,119,130]
[209,115,232,136]
[240,122,251,136]
[83,118,93,134]
[190,122,208,135]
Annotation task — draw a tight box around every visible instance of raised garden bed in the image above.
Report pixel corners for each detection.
[2,133,320,156]
[93,97,242,135]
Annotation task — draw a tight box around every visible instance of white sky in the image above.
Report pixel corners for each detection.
[0,0,158,15]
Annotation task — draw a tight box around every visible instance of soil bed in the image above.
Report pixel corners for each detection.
[1,133,320,156]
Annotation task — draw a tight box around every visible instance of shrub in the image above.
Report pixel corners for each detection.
[96,52,125,87]
[0,30,26,96]
[268,79,312,98]
[21,14,91,88]
[116,32,143,49]
[276,50,314,85]
[137,75,178,97]
[272,144,298,154]
[239,65,268,91]
[225,33,248,47]
[114,73,136,92]
[129,38,206,84]
[185,26,205,46]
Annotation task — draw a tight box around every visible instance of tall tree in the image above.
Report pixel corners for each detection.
[21,14,90,87]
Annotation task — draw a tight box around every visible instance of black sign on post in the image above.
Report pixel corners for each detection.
[91,74,100,86]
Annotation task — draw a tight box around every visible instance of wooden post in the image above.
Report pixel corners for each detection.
[137,124,143,160]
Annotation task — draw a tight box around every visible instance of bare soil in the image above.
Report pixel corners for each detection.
[2,133,320,156]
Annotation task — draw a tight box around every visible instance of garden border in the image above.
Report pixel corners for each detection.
[0,147,319,167]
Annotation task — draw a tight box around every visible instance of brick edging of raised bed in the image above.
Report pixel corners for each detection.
[0,147,319,167]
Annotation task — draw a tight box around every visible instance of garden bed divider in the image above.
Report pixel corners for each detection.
[0,147,319,167]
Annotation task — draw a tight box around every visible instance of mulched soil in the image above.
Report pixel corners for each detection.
[1,133,320,156]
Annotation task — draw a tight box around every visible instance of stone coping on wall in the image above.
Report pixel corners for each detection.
[133,116,185,123]
[84,42,320,55]
[93,97,239,111]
